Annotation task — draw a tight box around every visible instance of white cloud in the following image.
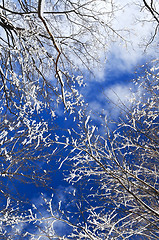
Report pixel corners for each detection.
[41,0,159,79]
[87,101,108,122]
[85,83,136,124]
[1,0,158,81]
[89,83,136,120]
[104,0,159,75]
[25,185,76,239]
[106,84,133,106]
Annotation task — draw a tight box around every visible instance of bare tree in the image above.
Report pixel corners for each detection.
[140,0,159,46]
[41,60,159,239]
[63,60,159,239]
[0,0,122,199]
[0,0,119,201]
[0,1,123,238]
[7,59,158,240]
[142,0,159,24]
[0,0,121,110]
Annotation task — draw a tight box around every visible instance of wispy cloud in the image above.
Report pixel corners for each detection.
[86,82,138,123]
[106,84,134,106]
[104,0,159,75]
[26,185,76,239]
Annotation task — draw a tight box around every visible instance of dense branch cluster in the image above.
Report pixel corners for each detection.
[0,0,113,203]
[59,61,159,239]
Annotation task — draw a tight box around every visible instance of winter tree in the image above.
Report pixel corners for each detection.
[0,0,118,201]
[60,59,159,239]
[6,61,157,239]
[0,0,158,239]
[0,0,124,238]
[19,60,158,239]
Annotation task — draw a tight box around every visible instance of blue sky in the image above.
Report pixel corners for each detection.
[1,50,157,238]
[1,55,157,239]
[1,58,146,238]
